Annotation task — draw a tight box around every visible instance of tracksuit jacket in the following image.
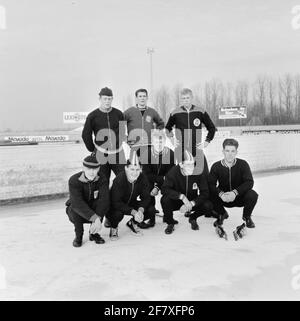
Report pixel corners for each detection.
[124,106,164,146]
[67,171,110,221]
[140,146,175,189]
[111,171,151,214]
[165,105,216,154]
[82,107,126,153]
[161,165,209,206]
[208,158,254,197]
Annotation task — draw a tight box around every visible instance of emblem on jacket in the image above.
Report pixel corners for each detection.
[192,183,198,190]
[94,191,99,199]
[193,118,200,127]
[146,115,152,123]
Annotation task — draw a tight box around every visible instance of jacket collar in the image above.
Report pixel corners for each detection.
[151,145,168,157]
[78,172,100,183]
[180,104,195,112]
[221,158,237,168]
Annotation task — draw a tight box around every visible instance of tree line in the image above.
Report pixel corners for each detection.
[125,73,300,127]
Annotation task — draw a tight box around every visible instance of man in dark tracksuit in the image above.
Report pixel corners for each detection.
[208,138,258,228]
[109,152,156,240]
[82,87,127,181]
[66,155,110,247]
[161,150,212,234]
[124,88,164,156]
[139,130,176,228]
[165,88,216,175]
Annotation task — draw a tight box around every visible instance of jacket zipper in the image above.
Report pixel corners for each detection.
[229,167,232,191]
[127,181,135,204]
[187,109,190,148]
[107,112,113,150]
[186,175,189,199]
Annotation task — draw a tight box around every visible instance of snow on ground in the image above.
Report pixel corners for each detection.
[0,171,300,301]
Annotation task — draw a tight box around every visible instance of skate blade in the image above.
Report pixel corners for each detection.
[215,227,228,240]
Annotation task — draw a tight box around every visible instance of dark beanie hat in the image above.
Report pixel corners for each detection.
[83,155,100,168]
[99,87,113,97]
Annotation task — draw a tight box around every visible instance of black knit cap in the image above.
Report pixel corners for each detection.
[83,155,100,169]
[99,87,113,97]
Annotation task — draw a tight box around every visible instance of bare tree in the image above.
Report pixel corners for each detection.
[153,86,170,122]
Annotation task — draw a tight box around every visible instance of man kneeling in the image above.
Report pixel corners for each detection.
[109,152,155,240]
[208,138,258,229]
[161,150,212,234]
[66,155,110,247]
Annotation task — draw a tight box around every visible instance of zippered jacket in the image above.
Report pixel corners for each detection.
[161,165,209,206]
[82,107,126,153]
[68,171,110,221]
[124,106,164,146]
[140,146,175,189]
[165,105,216,152]
[208,158,254,197]
[111,171,151,214]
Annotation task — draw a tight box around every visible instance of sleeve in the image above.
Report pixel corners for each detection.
[208,163,223,197]
[111,178,133,215]
[95,178,110,220]
[153,110,165,129]
[82,113,95,152]
[201,112,216,143]
[192,175,209,206]
[69,178,95,221]
[235,161,254,196]
[165,113,175,137]
[161,171,181,200]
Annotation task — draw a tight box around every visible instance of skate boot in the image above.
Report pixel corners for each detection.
[109,227,119,241]
[233,223,246,241]
[127,218,143,236]
[165,224,175,235]
[243,216,255,228]
[215,225,228,240]
[89,233,105,244]
[189,218,199,230]
[72,235,82,248]
[213,211,229,227]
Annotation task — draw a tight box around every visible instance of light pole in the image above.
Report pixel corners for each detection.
[147,47,154,102]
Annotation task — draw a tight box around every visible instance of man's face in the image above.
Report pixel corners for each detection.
[180,161,195,176]
[180,94,193,108]
[223,145,238,163]
[100,95,113,109]
[125,164,142,182]
[152,136,166,153]
[83,166,99,181]
[136,92,148,107]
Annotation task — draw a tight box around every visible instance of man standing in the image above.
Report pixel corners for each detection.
[109,152,155,240]
[165,88,216,174]
[208,138,258,231]
[66,155,110,247]
[139,130,175,228]
[124,88,164,156]
[82,87,127,181]
[161,150,212,235]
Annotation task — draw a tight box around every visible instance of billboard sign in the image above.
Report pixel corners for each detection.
[63,112,88,124]
[219,106,247,119]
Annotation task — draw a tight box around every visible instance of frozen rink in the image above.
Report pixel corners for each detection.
[0,170,300,301]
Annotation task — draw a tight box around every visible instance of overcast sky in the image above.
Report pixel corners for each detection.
[0,0,300,130]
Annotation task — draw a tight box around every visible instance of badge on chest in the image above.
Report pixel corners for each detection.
[94,190,99,199]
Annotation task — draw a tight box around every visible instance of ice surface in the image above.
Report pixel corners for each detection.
[0,171,300,301]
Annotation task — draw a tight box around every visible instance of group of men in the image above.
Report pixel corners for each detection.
[65,87,258,247]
